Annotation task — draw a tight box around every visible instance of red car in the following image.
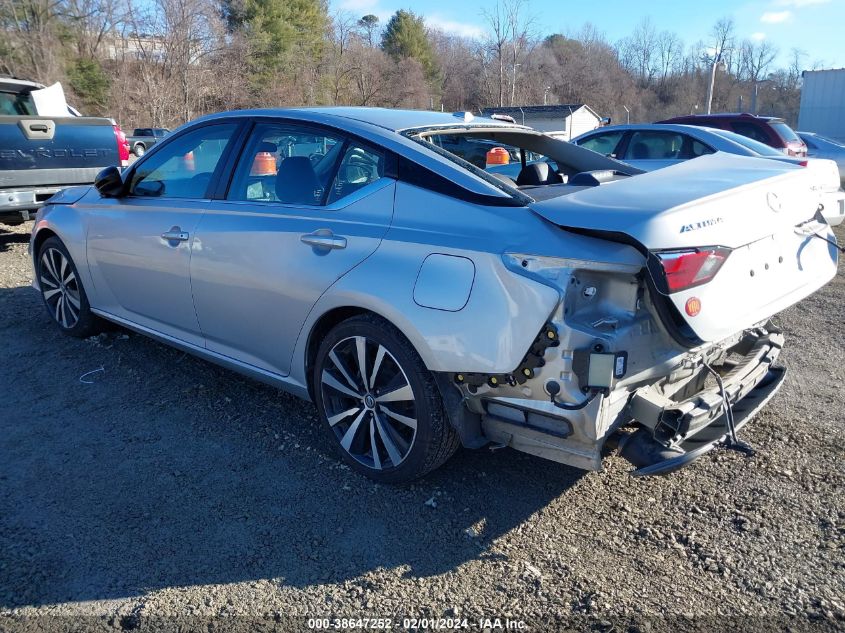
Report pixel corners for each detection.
[657,113,807,157]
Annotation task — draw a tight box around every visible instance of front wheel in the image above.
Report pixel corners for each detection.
[313,315,460,483]
[133,143,145,157]
[37,236,101,338]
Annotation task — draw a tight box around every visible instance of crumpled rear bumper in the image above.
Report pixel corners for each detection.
[622,328,787,475]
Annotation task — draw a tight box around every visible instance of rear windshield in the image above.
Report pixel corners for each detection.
[716,130,783,156]
[769,120,801,143]
[0,90,36,115]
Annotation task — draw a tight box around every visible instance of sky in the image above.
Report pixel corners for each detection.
[332,0,844,69]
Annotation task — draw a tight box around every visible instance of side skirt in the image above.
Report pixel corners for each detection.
[91,309,311,401]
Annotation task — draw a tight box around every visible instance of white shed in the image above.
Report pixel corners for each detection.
[480,104,604,141]
[798,69,845,142]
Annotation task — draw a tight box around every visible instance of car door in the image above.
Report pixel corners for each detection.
[618,130,687,171]
[189,121,395,376]
[86,122,241,346]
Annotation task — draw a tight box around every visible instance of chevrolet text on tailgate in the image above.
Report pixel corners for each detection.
[29,108,840,483]
[0,77,129,225]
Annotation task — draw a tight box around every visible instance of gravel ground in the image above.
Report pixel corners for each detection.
[0,221,843,632]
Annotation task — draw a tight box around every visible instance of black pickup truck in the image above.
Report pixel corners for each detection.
[126,127,169,157]
[0,77,129,225]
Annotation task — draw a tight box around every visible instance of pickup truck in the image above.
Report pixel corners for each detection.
[126,127,169,157]
[0,77,130,225]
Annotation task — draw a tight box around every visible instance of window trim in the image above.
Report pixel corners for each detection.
[123,119,248,201]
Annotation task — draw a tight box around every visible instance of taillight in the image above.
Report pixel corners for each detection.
[654,247,731,293]
[113,124,130,167]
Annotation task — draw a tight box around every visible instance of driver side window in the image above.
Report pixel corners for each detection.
[128,123,237,198]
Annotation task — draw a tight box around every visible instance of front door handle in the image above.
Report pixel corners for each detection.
[161,228,189,242]
[301,231,347,250]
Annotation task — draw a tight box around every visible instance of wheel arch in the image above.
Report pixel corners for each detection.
[304,305,376,401]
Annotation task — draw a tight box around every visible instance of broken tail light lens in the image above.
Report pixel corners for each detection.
[654,247,731,293]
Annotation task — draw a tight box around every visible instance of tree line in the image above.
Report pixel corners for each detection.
[0,0,816,129]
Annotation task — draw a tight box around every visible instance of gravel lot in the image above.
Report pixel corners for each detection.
[1,220,843,632]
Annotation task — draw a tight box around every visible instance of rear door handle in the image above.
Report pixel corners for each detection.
[300,231,347,250]
[161,229,189,242]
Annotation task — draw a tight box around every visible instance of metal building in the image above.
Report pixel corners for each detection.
[481,104,604,141]
[798,69,845,142]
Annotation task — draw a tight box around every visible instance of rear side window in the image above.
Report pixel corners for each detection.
[730,121,771,145]
[0,90,36,115]
[577,131,624,156]
[624,131,686,160]
[768,120,801,143]
[327,145,385,204]
[687,139,715,158]
[129,123,237,198]
[227,123,343,206]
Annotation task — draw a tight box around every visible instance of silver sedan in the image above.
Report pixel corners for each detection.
[30,108,838,482]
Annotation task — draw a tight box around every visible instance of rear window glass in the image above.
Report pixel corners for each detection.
[716,130,783,156]
[0,90,36,115]
[769,121,800,143]
[730,121,771,144]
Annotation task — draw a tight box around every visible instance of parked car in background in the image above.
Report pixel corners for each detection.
[571,123,801,170]
[572,124,844,226]
[30,108,839,482]
[0,77,129,225]
[656,113,807,157]
[126,127,170,157]
[798,131,845,185]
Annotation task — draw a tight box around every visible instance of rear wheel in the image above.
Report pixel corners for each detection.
[37,237,101,338]
[133,143,145,157]
[313,315,459,483]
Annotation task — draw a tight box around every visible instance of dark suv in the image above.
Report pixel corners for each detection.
[656,113,807,157]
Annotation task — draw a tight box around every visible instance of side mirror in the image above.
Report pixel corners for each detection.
[94,166,125,197]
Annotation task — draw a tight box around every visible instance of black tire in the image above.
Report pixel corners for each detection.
[313,314,460,484]
[36,236,102,338]
[133,143,145,157]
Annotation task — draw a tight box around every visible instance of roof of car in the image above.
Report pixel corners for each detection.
[196,107,524,133]
[659,113,781,122]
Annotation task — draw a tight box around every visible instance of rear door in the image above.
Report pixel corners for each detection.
[190,120,395,376]
[86,122,240,346]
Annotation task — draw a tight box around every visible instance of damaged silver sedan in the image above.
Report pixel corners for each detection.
[30,108,840,482]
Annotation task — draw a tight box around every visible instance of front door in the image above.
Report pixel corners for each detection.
[86,122,239,346]
[190,121,395,375]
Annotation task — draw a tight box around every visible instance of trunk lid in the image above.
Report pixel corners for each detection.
[529,154,839,344]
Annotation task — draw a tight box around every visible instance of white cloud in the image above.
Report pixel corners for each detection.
[760,10,792,23]
[425,14,485,39]
[751,32,767,41]
[775,0,830,7]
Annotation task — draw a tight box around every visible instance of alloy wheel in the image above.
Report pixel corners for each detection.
[320,336,418,470]
[40,247,81,329]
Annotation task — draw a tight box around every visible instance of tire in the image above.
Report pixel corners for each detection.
[133,143,145,157]
[36,236,101,338]
[313,314,460,484]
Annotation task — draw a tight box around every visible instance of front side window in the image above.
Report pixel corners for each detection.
[228,124,343,205]
[128,123,237,198]
[687,138,715,158]
[577,131,624,156]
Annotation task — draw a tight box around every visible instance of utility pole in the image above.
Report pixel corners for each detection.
[706,60,727,114]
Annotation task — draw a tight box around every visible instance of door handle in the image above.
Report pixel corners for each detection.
[161,229,189,242]
[300,231,347,250]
